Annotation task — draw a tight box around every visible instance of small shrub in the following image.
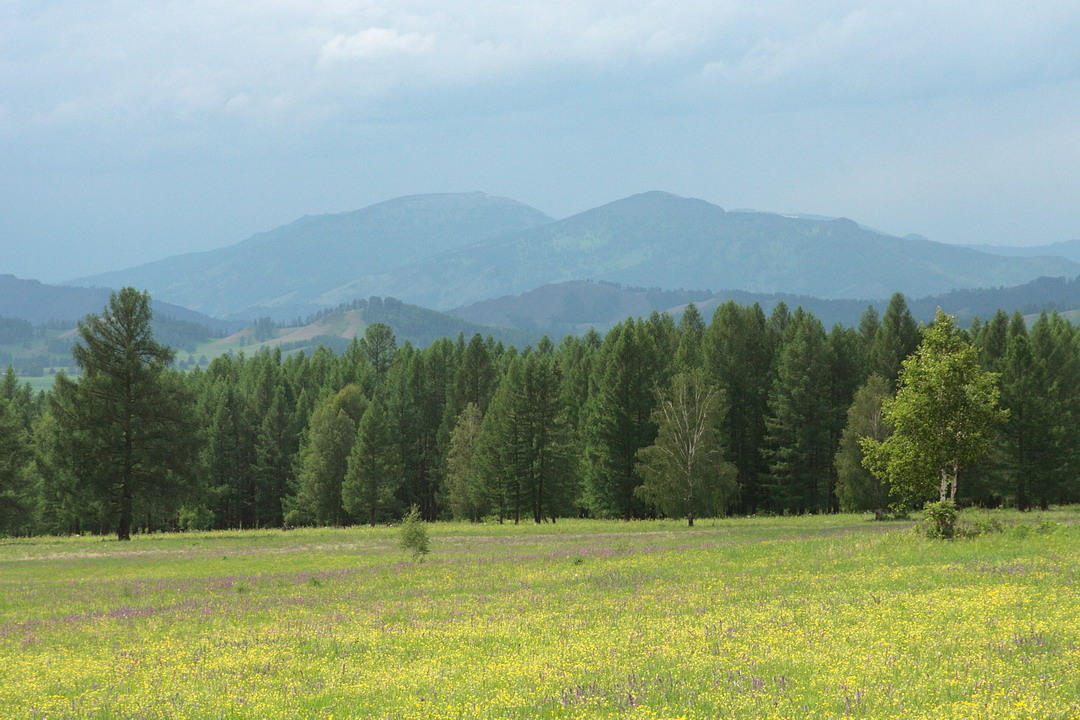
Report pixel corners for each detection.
[1009,517,1060,539]
[283,509,311,528]
[399,505,430,561]
[177,505,213,532]
[1033,517,1060,534]
[957,516,1004,538]
[920,500,958,539]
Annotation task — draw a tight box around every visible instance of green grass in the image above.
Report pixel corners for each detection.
[2,510,1078,719]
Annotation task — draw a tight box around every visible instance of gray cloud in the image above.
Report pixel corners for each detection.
[3,1,1080,282]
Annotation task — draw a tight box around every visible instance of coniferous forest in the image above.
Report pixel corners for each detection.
[2,287,1078,539]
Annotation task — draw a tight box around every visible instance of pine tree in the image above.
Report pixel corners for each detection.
[580,320,658,519]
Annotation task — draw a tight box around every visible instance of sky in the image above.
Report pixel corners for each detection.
[3,1,1080,283]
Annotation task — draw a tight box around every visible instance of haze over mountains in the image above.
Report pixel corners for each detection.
[69,191,1078,324]
[72,193,552,320]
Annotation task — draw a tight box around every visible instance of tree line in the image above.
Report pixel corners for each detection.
[1,288,1078,538]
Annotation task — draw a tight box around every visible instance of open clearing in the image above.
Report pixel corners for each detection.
[2,511,1078,719]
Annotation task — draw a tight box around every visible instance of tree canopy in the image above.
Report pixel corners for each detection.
[861,310,1005,506]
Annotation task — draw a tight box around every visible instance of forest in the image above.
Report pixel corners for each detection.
[1,287,1078,538]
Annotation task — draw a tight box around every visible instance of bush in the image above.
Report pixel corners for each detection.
[177,505,213,532]
[956,516,1004,538]
[920,500,958,539]
[283,509,312,528]
[399,505,430,561]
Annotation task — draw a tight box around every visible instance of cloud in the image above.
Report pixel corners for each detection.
[319,27,434,65]
[3,0,1078,139]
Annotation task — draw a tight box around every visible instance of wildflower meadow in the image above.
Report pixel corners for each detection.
[2,510,1078,719]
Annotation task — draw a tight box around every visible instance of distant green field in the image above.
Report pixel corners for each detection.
[2,511,1078,719]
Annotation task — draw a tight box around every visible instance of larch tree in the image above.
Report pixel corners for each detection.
[445,402,486,521]
[50,288,196,540]
[342,399,402,525]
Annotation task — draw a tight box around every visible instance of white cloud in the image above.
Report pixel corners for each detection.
[319,27,434,65]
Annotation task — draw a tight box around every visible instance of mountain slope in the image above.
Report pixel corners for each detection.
[960,239,1080,264]
[0,274,234,330]
[453,274,1080,335]
[328,192,1078,310]
[69,192,553,319]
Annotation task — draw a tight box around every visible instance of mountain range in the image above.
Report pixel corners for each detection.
[452,275,1080,334]
[69,191,1078,321]
[71,192,552,320]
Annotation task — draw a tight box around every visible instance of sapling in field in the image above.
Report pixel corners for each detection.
[399,504,430,561]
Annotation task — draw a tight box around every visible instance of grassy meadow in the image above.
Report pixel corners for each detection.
[2,510,1078,719]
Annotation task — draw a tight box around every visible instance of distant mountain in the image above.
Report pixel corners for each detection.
[329,192,1078,311]
[452,275,1080,335]
[907,275,1080,322]
[959,239,1080,264]
[62,191,1079,321]
[0,274,235,330]
[69,192,554,319]
[453,282,720,334]
[217,296,532,355]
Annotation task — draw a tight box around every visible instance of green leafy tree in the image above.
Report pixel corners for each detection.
[862,310,1006,506]
[834,374,893,515]
[342,400,402,525]
[50,288,196,540]
[634,370,736,526]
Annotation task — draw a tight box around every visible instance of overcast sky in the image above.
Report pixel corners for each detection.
[4,1,1080,283]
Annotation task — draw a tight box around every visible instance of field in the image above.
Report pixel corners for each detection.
[2,511,1078,719]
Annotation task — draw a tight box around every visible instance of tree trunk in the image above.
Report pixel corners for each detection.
[117,487,132,541]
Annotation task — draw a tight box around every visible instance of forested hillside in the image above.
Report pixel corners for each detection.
[3,289,1077,538]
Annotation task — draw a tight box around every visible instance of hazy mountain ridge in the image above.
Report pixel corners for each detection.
[959,239,1080,264]
[0,274,235,330]
[41,190,1080,324]
[69,192,554,318]
[453,275,1080,334]
[320,192,1079,311]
